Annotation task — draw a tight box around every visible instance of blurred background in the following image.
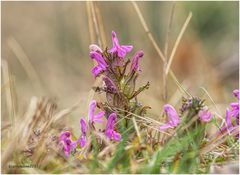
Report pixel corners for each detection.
[1,1,239,127]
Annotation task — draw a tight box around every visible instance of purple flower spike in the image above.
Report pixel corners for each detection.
[90,51,108,78]
[160,104,180,131]
[88,100,105,123]
[198,109,212,122]
[105,113,121,141]
[130,50,144,72]
[108,31,133,58]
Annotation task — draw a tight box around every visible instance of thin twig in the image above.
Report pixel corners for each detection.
[115,107,164,126]
[164,2,176,59]
[86,2,107,110]
[131,1,191,98]
[165,12,192,75]
[94,2,107,48]
[90,1,102,48]
[114,107,171,136]
[132,117,142,143]
[1,60,16,132]
[160,3,176,142]
[131,1,166,62]
[200,127,239,154]
[86,1,95,44]
[163,2,176,102]
[200,87,222,118]
[7,37,43,92]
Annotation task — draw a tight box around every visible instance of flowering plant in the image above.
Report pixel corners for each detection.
[58,31,239,173]
[1,3,239,174]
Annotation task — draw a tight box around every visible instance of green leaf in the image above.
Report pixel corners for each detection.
[140,127,203,174]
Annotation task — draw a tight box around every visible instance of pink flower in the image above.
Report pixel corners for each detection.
[88,100,105,123]
[226,108,233,127]
[198,109,212,122]
[78,135,87,147]
[76,100,105,148]
[230,102,239,118]
[230,89,239,118]
[130,50,144,72]
[59,131,77,157]
[90,51,108,78]
[59,131,71,141]
[80,118,87,134]
[105,113,121,141]
[108,31,133,58]
[226,89,239,126]
[78,118,87,148]
[233,89,239,100]
[63,139,77,157]
[219,89,239,136]
[220,108,238,134]
[160,104,180,130]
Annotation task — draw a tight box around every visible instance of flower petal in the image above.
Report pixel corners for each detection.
[233,89,240,100]
[113,131,121,141]
[94,111,105,119]
[91,66,104,78]
[105,113,121,141]
[90,51,107,67]
[230,102,239,118]
[71,140,77,150]
[117,47,127,58]
[164,104,180,126]
[62,138,75,157]
[64,147,71,157]
[93,119,104,123]
[88,100,97,122]
[226,108,233,127]
[108,47,117,54]
[121,45,133,52]
[108,31,132,58]
[105,129,113,139]
[80,118,87,134]
[111,31,119,48]
[159,123,172,131]
[198,110,212,122]
[59,131,71,141]
[159,104,180,130]
[130,50,144,72]
[89,44,103,53]
[106,113,116,131]
[78,135,87,148]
